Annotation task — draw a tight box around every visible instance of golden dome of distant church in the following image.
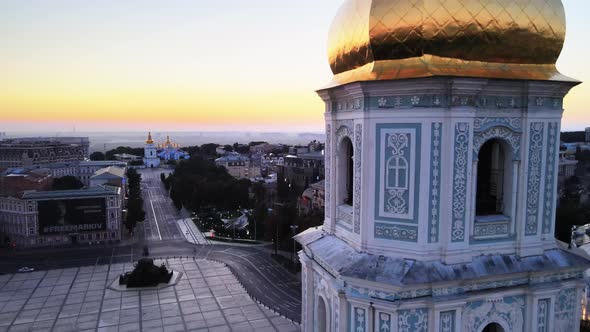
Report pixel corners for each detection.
[327,0,572,86]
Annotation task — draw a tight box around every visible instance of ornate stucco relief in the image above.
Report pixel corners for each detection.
[452,123,470,242]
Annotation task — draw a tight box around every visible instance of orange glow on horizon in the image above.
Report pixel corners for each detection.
[0,1,589,133]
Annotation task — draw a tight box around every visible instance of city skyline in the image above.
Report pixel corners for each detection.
[1,0,589,133]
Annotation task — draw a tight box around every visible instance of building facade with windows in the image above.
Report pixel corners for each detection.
[0,186,122,248]
[215,152,260,179]
[0,137,89,169]
[296,1,589,331]
[281,151,325,191]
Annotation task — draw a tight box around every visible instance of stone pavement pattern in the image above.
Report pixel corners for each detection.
[0,258,300,332]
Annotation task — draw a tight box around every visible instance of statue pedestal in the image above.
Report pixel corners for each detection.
[108,270,183,292]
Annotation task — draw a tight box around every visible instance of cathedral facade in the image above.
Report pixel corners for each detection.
[296,1,589,331]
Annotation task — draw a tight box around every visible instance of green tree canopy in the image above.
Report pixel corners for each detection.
[561,131,586,143]
[168,157,251,211]
[200,143,219,156]
[89,151,105,161]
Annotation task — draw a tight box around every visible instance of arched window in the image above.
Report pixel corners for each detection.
[476,139,510,216]
[337,137,354,206]
[317,296,328,332]
[482,323,505,332]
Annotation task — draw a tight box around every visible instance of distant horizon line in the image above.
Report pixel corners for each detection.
[2,130,325,135]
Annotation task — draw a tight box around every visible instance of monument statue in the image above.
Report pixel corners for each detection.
[119,258,173,288]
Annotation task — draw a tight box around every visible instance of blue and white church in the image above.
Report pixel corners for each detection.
[143,132,160,168]
[296,0,590,331]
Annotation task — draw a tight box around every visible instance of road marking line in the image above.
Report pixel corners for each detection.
[150,200,163,241]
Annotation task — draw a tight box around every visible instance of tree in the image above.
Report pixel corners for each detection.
[249,203,267,240]
[555,176,589,242]
[181,145,201,158]
[576,145,583,161]
[233,143,250,154]
[160,173,166,183]
[560,131,586,143]
[125,168,145,233]
[164,174,172,191]
[52,176,84,190]
[200,143,219,156]
[89,151,105,161]
[170,185,183,210]
[223,145,233,152]
[126,168,142,196]
[126,197,146,231]
[168,157,252,212]
[251,181,267,206]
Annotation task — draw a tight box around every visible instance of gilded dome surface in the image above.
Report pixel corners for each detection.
[327,0,572,86]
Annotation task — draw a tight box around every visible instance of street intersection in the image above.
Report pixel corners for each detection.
[0,168,302,324]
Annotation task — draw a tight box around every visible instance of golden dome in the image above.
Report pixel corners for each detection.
[327,0,572,86]
[146,132,154,144]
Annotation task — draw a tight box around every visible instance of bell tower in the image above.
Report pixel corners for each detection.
[143,132,160,168]
[318,78,579,264]
[297,1,589,331]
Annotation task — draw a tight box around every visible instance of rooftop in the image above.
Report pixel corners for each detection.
[91,166,125,179]
[80,161,127,167]
[22,186,120,200]
[215,153,249,163]
[296,227,590,289]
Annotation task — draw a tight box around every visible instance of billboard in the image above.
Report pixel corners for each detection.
[38,198,106,235]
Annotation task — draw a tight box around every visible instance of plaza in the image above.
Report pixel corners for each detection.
[0,258,299,332]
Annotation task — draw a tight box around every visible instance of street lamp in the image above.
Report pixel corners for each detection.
[290,224,299,263]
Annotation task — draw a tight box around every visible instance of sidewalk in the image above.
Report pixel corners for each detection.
[176,218,209,245]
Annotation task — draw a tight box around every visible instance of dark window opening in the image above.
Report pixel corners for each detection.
[339,137,354,206]
[482,323,505,332]
[476,139,505,216]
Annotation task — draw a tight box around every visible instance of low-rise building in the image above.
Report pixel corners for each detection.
[113,153,141,162]
[89,166,126,189]
[78,160,127,186]
[0,186,122,248]
[214,146,227,155]
[298,180,325,215]
[215,152,260,179]
[261,154,284,166]
[559,150,578,179]
[280,151,325,190]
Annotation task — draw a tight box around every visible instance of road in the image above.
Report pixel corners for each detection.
[139,168,184,241]
[0,167,302,322]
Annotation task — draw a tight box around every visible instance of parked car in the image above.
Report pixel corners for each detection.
[17,267,34,273]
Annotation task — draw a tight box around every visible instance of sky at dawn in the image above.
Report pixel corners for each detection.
[0,0,589,133]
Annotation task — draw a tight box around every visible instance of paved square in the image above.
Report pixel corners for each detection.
[0,258,300,331]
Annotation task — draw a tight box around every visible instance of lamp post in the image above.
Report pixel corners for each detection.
[290,224,299,263]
